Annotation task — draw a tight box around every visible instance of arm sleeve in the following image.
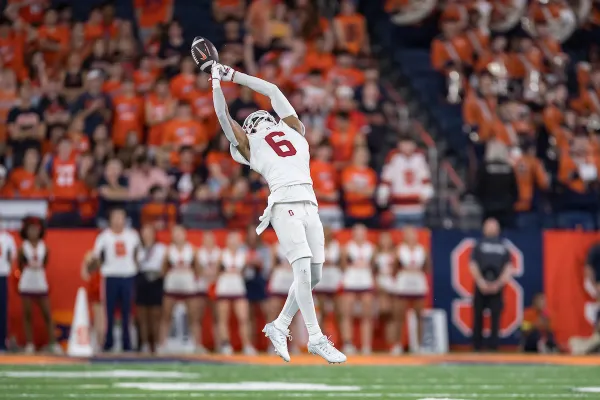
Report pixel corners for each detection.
[212,86,239,146]
[232,72,297,120]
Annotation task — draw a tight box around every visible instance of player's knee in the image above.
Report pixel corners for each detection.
[310,263,322,288]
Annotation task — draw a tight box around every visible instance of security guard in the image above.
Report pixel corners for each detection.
[469,218,513,351]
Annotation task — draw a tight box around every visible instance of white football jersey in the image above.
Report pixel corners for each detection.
[230,120,318,234]
[232,121,313,192]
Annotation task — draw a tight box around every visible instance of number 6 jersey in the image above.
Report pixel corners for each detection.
[230,120,318,234]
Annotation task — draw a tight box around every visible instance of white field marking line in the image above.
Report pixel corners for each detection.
[1,394,597,399]
[115,382,361,391]
[0,384,578,391]
[0,370,199,379]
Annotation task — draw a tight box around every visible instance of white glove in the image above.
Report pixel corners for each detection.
[211,63,224,88]
[220,64,236,82]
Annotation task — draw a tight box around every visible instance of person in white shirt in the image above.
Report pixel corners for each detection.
[134,224,166,354]
[339,224,375,355]
[158,225,203,354]
[215,232,255,355]
[18,216,62,354]
[0,226,16,352]
[392,225,430,355]
[92,208,140,352]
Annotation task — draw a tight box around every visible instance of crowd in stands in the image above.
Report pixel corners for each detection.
[0,0,434,230]
[411,0,600,229]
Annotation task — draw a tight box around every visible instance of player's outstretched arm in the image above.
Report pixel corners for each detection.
[211,65,250,161]
[221,65,305,136]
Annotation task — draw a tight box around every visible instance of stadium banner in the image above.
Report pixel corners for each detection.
[543,231,599,348]
[6,228,431,350]
[431,230,543,346]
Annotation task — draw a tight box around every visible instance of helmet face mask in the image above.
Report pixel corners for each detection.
[242,110,277,135]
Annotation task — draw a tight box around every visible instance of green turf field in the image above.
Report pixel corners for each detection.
[0,363,599,399]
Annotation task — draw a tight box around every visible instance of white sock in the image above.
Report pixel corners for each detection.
[274,262,322,335]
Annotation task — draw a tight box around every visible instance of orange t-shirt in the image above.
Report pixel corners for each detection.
[133,69,158,94]
[305,50,335,74]
[112,95,144,147]
[186,88,218,138]
[9,168,47,198]
[326,66,365,88]
[49,156,82,213]
[431,35,473,70]
[146,93,175,146]
[84,22,118,42]
[8,0,48,25]
[37,25,69,65]
[169,73,195,100]
[134,0,173,28]
[310,159,339,207]
[558,148,600,193]
[330,128,358,165]
[0,34,26,79]
[102,80,122,99]
[141,201,177,229]
[206,150,241,180]
[334,13,366,55]
[341,165,377,218]
[163,118,208,162]
[223,193,254,229]
[0,89,17,141]
[513,155,548,212]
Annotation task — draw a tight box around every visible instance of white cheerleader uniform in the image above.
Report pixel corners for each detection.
[395,243,428,298]
[18,240,48,296]
[163,243,197,298]
[342,240,375,292]
[216,248,247,299]
[375,252,395,294]
[314,240,342,294]
[269,245,294,297]
[196,246,221,296]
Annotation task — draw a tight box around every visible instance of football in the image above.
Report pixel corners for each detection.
[190,36,219,73]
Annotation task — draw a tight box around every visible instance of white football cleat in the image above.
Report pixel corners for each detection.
[262,322,291,362]
[51,343,63,355]
[308,335,347,364]
[390,344,403,356]
[23,343,35,354]
[220,343,233,356]
[243,345,257,356]
[342,343,357,355]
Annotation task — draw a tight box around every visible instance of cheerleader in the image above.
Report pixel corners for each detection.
[313,226,342,327]
[196,232,221,352]
[374,232,397,349]
[135,224,167,354]
[216,232,255,355]
[339,224,375,355]
[196,232,221,299]
[18,217,61,354]
[392,225,429,355]
[158,225,201,354]
[81,251,103,352]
